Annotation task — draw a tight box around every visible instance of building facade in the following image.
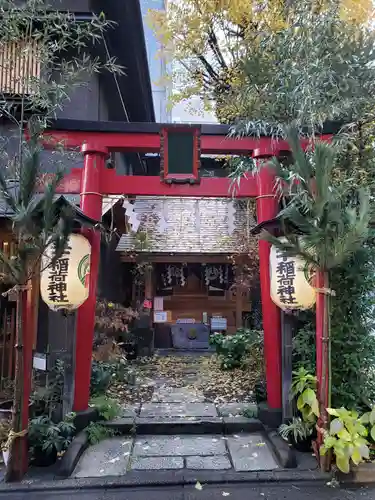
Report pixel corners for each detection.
[0,0,155,409]
[140,0,171,123]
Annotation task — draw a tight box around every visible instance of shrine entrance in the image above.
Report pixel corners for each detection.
[41,120,334,423]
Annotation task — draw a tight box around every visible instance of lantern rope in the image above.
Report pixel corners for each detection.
[2,429,28,452]
[255,194,275,199]
[2,284,32,297]
[315,287,336,296]
[79,192,104,197]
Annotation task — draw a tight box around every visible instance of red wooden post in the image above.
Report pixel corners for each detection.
[315,271,324,392]
[73,144,107,412]
[16,288,33,478]
[255,151,282,411]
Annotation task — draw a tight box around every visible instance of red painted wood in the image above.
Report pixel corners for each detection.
[73,144,108,412]
[315,271,327,405]
[256,162,282,410]
[52,169,258,197]
[43,129,333,154]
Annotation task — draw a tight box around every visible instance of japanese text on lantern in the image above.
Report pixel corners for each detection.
[47,245,72,303]
[275,250,297,306]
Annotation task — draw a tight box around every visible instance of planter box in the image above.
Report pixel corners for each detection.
[338,462,375,484]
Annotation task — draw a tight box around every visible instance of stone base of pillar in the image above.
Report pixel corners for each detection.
[258,402,282,429]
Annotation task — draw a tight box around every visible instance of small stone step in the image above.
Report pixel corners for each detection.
[133,435,227,457]
[139,402,217,418]
[103,415,264,435]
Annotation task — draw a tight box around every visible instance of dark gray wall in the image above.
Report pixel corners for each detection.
[49,0,91,11]
[57,73,109,122]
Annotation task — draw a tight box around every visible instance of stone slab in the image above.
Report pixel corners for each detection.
[151,387,204,403]
[217,403,257,417]
[120,404,141,418]
[223,417,263,434]
[140,403,217,418]
[133,435,226,457]
[227,434,279,472]
[130,456,183,470]
[186,455,232,470]
[135,417,223,434]
[73,437,132,478]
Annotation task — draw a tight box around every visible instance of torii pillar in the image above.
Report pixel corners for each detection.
[254,148,282,426]
[73,143,108,411]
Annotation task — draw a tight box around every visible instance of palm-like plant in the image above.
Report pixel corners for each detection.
[0,125,76,481]
[263,127,370,468]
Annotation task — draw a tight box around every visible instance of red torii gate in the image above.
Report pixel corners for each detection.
[42,122,333,420]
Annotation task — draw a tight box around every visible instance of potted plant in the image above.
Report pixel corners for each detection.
[119,331,138,361]
[28,416,75,467]
[279,417,315,452]
[0,419,11,465]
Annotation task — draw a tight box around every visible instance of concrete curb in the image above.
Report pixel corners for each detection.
[57,431,89,478]
[0,469,332,493]
[265,429,297,469]
[103,416,264,435]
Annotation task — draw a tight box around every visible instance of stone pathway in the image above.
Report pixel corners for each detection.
[73,433,278,477]
[73,383,279,478]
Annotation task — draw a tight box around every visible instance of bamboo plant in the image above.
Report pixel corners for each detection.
[263,126,370,469]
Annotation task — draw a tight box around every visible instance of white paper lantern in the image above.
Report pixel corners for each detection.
[40,234,91,311]
[270,240,316,311]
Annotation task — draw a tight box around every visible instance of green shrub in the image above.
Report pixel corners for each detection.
[89,396,121,421]
[28,415,75,457]
[293,244,375,410]
[90,361,112,396]
[86,422,116,445]
[209,328,262,370]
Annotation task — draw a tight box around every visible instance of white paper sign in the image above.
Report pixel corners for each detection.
[154,311,168,323]
[154,297,164,311]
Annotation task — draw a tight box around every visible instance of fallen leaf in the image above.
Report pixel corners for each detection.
[108,457,120,464]
[195,481,203,491]
[222,492,230,497]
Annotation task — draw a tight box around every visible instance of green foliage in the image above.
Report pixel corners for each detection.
[264,128,370,272]
[86,422,116,446]
[28,415,75,457]
[31,359,65,418]
[293,243,375,410]
[241,405,258,419]
[359,407,375,444]
[321,407,370,473]
[279,417,314,443]
[209,328,262,370]
[90,361,112,397]
[89,396,121,422]
[231,1,375,133]
[291,367,319,422]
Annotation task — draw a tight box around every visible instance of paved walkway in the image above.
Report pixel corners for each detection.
[3,484,375,500]
[73,384,276,477]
